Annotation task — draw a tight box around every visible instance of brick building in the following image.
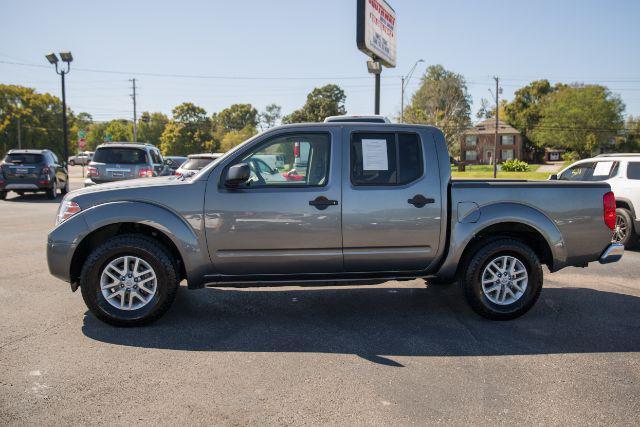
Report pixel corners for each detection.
[461,118,523,164]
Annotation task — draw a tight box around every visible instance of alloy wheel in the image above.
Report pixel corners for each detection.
[481,255,528,305]
[100,256,157,310]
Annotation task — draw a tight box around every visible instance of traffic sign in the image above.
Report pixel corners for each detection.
[78,130,87,139]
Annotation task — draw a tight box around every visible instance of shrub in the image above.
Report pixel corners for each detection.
[501,159,530,172]
[562,151,579,162]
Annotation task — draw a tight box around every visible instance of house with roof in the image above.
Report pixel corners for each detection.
[461,118,523,165]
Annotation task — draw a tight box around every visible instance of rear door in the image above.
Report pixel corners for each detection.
[204,129,342,276]
[341,129,443,272]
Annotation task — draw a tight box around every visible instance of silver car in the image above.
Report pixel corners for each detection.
[85,143,167,186]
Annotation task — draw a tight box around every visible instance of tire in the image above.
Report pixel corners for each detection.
[46,181,57,199]
[61,178,70,195]
[461,238,543,320]
[613,208,637,248]
[80,235,179,326]
[69,160,75,166]
[0,191,6,200]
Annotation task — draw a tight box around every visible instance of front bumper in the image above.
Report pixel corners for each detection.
[599,243,624,264]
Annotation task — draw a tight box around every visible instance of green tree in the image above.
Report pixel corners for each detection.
[403,65,472,155]
[214,104,258,134]
[259,103,282,129]
[104,119,133,142]
[0,84,64,157]
[138,112,168,146]
[282,84,346,123]
[530,84,624,157]
[160,103,212,155]
[85,121,109,150]
[219,125,258,152]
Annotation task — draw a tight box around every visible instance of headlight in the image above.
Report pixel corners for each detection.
[56,200,81,226]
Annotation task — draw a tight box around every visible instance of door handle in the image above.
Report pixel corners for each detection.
[407,194,435,208]
[309,196,338,210]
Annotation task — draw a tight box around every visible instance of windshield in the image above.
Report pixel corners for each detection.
[182,157,216,170]
[559,161,619,181]
[4,153,44,164]
[93,148,147,164]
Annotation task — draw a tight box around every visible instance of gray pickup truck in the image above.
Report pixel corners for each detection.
[47,122,623,326]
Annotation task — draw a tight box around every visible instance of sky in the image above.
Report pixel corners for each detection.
[1,0,639,124]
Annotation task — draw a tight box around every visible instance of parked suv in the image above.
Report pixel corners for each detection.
[552,153,640,247]
[1,149,68,200]
[85,143,167,186]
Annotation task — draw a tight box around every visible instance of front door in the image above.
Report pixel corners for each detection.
[204,130,342,276]
[341,130,443,272]
[484,149,493,165]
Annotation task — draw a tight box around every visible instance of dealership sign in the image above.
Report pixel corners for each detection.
[356,0,397,68]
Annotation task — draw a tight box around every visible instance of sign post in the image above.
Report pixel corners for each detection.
[356,0,397,114]
[77,130,87,177]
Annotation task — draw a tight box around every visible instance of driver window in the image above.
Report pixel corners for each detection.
[236,133,331,187]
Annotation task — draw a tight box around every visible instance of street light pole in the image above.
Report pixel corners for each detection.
[45,52,72,164]
[400,59,424,123]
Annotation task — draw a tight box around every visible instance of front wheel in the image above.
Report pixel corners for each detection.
[461,238,543,320]
[80,235,179,326]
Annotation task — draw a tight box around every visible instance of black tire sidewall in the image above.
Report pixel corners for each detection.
[81,237,176,325]
[464,239,543,319]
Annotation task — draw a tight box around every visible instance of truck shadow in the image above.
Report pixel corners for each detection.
[82,284,640,363]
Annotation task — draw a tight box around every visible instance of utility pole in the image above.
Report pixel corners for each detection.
[493,76,500,179]
[45,52,72,164]
[130,78,138,142]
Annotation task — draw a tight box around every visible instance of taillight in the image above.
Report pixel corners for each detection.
[603,191,616,230]
[87,166,99,177]
[294,142,300,158]
[139,168,153,178]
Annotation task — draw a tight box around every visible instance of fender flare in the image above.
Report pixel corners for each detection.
[435,202,567,280]
[74,201,207,287]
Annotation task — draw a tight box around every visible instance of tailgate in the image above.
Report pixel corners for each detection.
[4,164,40,179]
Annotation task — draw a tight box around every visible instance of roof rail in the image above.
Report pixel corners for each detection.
[595,153,640,157]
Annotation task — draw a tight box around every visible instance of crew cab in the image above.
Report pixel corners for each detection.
[551,153,640,248]
[47,123,623,326]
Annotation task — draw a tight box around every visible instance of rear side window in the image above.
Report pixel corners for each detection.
[350,133,423,186]
[93,148,147,164]
[4,153,44,164]
[627,162,640,180]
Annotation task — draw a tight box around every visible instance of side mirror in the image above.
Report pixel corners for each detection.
[549,174,558,180]
[225,163,250,187]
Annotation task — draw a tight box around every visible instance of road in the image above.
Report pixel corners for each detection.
[1,167,639,425]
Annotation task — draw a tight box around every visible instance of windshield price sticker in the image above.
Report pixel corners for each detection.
[593,161,614,176]
[362,139,388,170]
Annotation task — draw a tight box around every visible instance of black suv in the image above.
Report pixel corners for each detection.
[85,143,168,186]
[0,149,69,200]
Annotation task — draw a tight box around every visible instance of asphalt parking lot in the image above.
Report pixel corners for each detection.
[1,167,639,425]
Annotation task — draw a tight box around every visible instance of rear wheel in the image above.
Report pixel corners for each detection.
[46,181,57,199]
[613,208,637,248]
[461,238,543,320]
[0,191,6,200]
[69,160,76,166]
[80,235,179,326]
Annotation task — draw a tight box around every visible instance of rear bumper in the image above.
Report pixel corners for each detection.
[1,178,53,191]
[599,243,624,264]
